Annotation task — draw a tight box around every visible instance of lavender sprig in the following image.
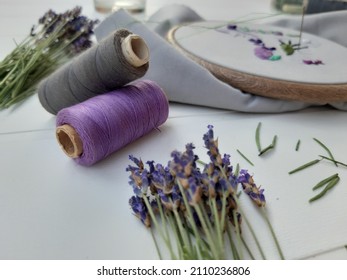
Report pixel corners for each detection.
[0,6,98,109]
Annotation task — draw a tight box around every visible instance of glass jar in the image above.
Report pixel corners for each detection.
[94,0,146,14]
[271,0,306,14]
[272,0,347,14]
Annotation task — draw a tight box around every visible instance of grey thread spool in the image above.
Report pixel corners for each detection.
[38,29,149,114]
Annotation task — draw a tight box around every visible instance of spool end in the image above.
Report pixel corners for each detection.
[121,34,149,67]
[56,124,83,158]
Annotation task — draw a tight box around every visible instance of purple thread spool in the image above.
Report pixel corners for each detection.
[55,80,169,166]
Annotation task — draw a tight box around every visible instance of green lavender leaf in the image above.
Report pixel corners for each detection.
[258,135,277,156]
[313,138,337,166]
[255,122,262,152]
[295,140,301,151]
[312,173,339,190]
[309,176,340,203]
[237,149,254,166]
[319,155,347,168]
[288,159,321,174]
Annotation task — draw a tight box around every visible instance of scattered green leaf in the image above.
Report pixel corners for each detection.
[313,138,337,167]
[259,135,277,156]
[288,159,321,175]
[295,140,301,151]
[309,176,340,203]
[312,173,339,191]
[237,149,254,166]
[255,122,262,153]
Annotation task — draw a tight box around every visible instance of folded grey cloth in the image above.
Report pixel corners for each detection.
[95,4,347,112]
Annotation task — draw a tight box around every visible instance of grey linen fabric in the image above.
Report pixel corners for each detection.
[95,4,347,113]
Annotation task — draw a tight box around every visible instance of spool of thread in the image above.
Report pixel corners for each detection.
[38,29,150,114]
[55,80,169,166]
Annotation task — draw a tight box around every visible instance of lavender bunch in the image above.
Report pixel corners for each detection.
[127,125,283,260]
[0,6,98,109]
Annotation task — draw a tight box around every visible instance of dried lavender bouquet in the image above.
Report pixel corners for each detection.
[127,125,284,260]
[0,6,98,109]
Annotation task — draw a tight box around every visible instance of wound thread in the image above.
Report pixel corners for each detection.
[38,29,149,115]
[55,80,169,166]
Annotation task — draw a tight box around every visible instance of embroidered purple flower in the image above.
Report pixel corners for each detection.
[303,59,324,65]
[227,24,237,30]
[249,38,280,61]
[249,38,263,45]
[238,169,266,207]
[272,31,283,36]
[254,46,274,60]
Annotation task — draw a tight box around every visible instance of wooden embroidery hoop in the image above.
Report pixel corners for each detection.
[167,21,347,104]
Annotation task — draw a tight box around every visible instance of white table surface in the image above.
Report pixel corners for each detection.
[1,0,347,260]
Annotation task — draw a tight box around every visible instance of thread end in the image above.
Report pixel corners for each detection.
[121,34,149,67]
[56,125,83,158]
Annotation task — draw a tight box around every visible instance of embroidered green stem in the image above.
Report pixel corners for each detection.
[298,5,306,47]
[288,159,321,174]
[237,149,254,166]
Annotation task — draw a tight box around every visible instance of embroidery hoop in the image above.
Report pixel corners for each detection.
[167,21,347,104]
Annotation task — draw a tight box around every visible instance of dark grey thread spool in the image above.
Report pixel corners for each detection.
[38,29,149,114]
